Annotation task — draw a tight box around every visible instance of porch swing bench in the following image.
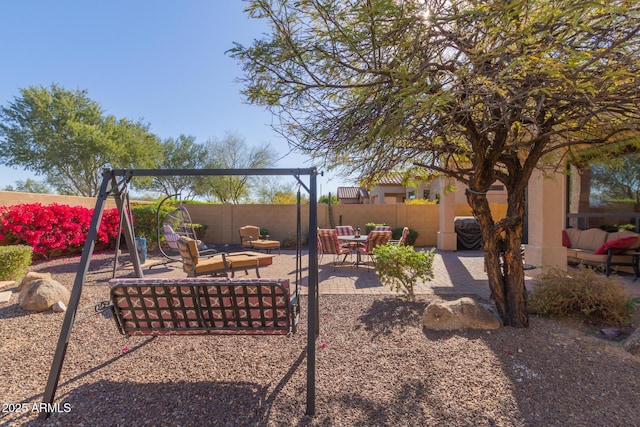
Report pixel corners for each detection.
[109,277,299,337]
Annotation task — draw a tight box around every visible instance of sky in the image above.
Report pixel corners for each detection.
[0,0,354,197]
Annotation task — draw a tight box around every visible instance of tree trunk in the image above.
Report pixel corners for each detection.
[468,189,529,328]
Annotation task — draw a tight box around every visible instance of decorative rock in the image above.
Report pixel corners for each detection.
[0,280,16,291]
[18,279,70,312]
[51,300,67,313]
[18,271,53,291]
[623,328,640,357]
[0,290,12,303]
[422,297,502,330]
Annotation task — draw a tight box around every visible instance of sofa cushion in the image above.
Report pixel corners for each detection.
[565,248,580,258]
[594,236,638,255]
[564,228,581,248]
[606,230,640,249]
[562,230,571,248]
[572,228,608,251]
[577,251,633,264]
[575,251,608,262]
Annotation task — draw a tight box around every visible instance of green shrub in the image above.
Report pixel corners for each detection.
[405,199,438,205]
[599,223,636,232]
[0,245,33,281]
[131,204,211,251]
[131,205,163,250]
[192,223,208,241]
[528,265,635,327]
[391,227,419,246]
[374,244,435,301]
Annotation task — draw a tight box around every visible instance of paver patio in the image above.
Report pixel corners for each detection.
[136,248,640,299]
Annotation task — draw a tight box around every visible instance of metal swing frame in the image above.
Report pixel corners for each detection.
[40,167,320,419]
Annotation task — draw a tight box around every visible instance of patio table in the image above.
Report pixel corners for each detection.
[338,235,368,267]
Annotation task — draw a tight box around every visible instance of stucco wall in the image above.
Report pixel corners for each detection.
[0,191,121,209]
[188,202,506,247]
[1,191,506,247]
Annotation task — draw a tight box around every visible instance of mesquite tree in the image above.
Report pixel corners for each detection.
[231,0,640,327]
[0,84,162,197]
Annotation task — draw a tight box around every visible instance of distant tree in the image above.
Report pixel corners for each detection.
[197,132,277,203]
[256,178,309,204]
[137,134,209,199]
[318,194,338,204]
[0,84,163,196]
[2,178,53,194]
[591,153,640,205]
[232,0,640,327]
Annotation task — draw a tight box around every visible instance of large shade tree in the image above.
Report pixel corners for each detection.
[139,134,210,199]
[231,0,640,326]
[197,132,277,203]
[0,84,163,196]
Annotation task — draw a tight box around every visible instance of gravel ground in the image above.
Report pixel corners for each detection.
[1,252,639,427]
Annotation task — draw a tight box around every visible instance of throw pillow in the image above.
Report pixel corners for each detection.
[561,230,571,248]
[594,236,638,255]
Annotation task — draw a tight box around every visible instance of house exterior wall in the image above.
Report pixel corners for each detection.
[367,179,508,205]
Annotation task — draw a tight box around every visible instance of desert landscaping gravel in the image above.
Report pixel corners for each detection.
[1,252,639,426]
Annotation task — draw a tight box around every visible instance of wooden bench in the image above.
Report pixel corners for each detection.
[109,277,298,336]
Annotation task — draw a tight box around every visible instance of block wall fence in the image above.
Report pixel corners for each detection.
[1,191,507,247]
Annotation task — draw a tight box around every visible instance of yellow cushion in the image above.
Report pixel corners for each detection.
[194,255,228,275]
[226,255,259,269]
[251,240,280,249]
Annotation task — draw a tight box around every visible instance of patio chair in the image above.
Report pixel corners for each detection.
[373,225,392,232]
[389,227,410,245]
[357,230,392,269]
[317,228,352,270]
[334,225,359,249]
[239,225,261,248]
[316,228,324,261]
[239,225,281,254]
[163,224,216,255]
[176,236,260,278]
[334,226,355,236]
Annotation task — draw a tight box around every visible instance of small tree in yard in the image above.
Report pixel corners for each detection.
[374,244,435,302]
[232,0,640,327]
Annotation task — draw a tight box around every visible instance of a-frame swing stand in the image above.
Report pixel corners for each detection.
[39,168,320,419]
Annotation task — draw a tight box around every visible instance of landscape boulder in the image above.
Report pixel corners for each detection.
[422,297,502,330]
[51,300,68,313]
[18,278,70,312]
[623,328,640,357]
[18,271,53,291]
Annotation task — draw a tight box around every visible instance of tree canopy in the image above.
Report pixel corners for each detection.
[2,178,52,194]
[138,134,210,199]
[197,132,277,203]
[0,83,163,196]
[231,0,640,326]
[256,178,310,204]
[591,153,640,205]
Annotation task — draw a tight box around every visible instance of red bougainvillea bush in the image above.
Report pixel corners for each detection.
[0,203,120,259]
